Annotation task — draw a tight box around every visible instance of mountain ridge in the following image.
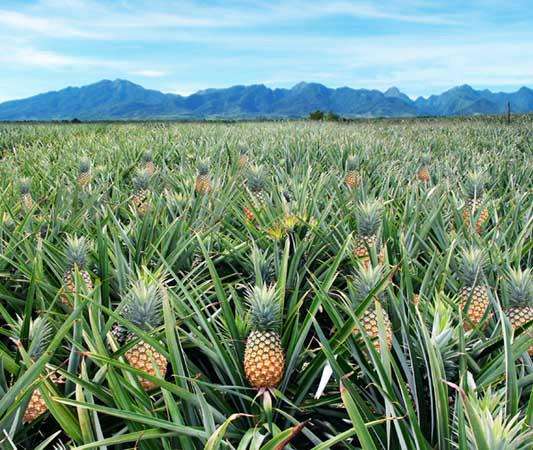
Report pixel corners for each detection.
[0,79,531,120]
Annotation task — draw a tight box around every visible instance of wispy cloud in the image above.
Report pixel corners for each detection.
[132,70,168,78]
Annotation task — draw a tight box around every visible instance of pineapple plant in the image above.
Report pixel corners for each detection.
[132,169,151,215]
[61,235,93,305]
[77,157,91,188]
[462,171,489,233]
[504,268,532,355]
[10,316,54,423]
[344,155,359,188]
[417,155,430,183]
[457,247,490,330]
[142,150,155,176]
[352,265,392,352]
[119,279,167,390]
[243,284,285,389]
[243,164,266,221]
[19,177,33,210]
[353,199,384,268]
[195,159,211,194]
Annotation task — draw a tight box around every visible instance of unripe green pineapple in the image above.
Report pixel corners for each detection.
[195,159,211,194]
[120,279,167,390]
[353,200,384,267]
[142,150,155,176]
[62,236,93,305]
[132,169,151,215]
[11,316,54,423]
[243,285,285,389]
[19,177,33,211]
[77,157,91,188]
[344,155,359,188]
[457,247,490,330]
[244,164,267,221]
[462,171,489,233]
[352,265,392,352]
[504,268,532,355]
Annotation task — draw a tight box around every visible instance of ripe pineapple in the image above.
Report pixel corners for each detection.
[132,169,151,215]
[243,165,266,221]
[62,236,93,305]
[344,155,359,188]
[417,155,430,183]
[10,316,53,423]
[462,171,489,233]
[120,279,167,390]
[195,159,211,194]
[353,200,384,268]
[77,157,91,188]
[457,247,490,330]
[504,268,532,355]
[19,177,33,211]
[238,146,248,168]
[352,265,392,352]
[142,150,155,176]
[243,285,285,389]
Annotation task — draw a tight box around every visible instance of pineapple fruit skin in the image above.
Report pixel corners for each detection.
[132,190,150,215]
[462,199,489,233]
[125,341,168,390]
[459,285,489,330]
[22,194,33,211]
[61,269,93,305]
[345,170,359,189]
[505,306,533,355]
[355,303,392,352]
[77,172,91,188]
[195,174,211,194]
[144,161,155,176]
[238,154,248,168]
[244,330,285,389]
[353,235,384,268]
[417,167,430,183]
[23,388,47,423]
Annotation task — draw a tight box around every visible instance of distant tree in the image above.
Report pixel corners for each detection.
[325,112,340,121]
[309,110,325,120]
[71,118,82,124]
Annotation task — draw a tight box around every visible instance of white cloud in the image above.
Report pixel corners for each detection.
[132,70,167,78]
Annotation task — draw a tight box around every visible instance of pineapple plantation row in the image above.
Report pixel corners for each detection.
[0,118,531,449]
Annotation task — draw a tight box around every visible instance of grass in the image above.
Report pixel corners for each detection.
[0,117,531,449]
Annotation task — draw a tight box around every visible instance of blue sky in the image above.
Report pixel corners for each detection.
[0,0,532,102]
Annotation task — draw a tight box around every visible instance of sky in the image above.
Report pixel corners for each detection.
[0,0,532,103]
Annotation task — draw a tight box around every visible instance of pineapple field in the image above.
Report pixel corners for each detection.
[0,117,531,449]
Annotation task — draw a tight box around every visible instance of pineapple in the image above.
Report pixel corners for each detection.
[504,268,532,355]
[462,171,489,233]
[344,155,359,189]
[77,157,91,188]
[10,316,53,423]
[238,145,248,168]
[61,236,93,305]
[132,169,151,215]
[142,150,155,176]
[417,155,430,183]
[457,247,490,330]
[243,164,266,221]
[352,265,392,352]
[195,159,211,194]
[243,285,285,389]
[353,200,384,268]
[19,177,33,211]
[120,279,167,390]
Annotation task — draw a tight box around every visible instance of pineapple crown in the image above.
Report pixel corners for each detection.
[247,165,266,193]
[19,177,31,195]
[121,279,162,330]
[419,154,431,167]
[355,199,383,236]
[142,150,153,163]
[238,145,248,156]
[250,245,274,287]
[78,157,91,174]
[12,315,53,360]
[197,159,209,175]
[505,268,532,307]
[457,247,487,287]
[352,265,387,305]
[246,284,281,332]
[65,235,90,269]
[346,155,358,171]
[133,169,151,192]
[464,171,486,200]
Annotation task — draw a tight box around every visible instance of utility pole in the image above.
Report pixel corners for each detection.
[507,101,511,124]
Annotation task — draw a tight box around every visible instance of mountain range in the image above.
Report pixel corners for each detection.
[0,79,531,120]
